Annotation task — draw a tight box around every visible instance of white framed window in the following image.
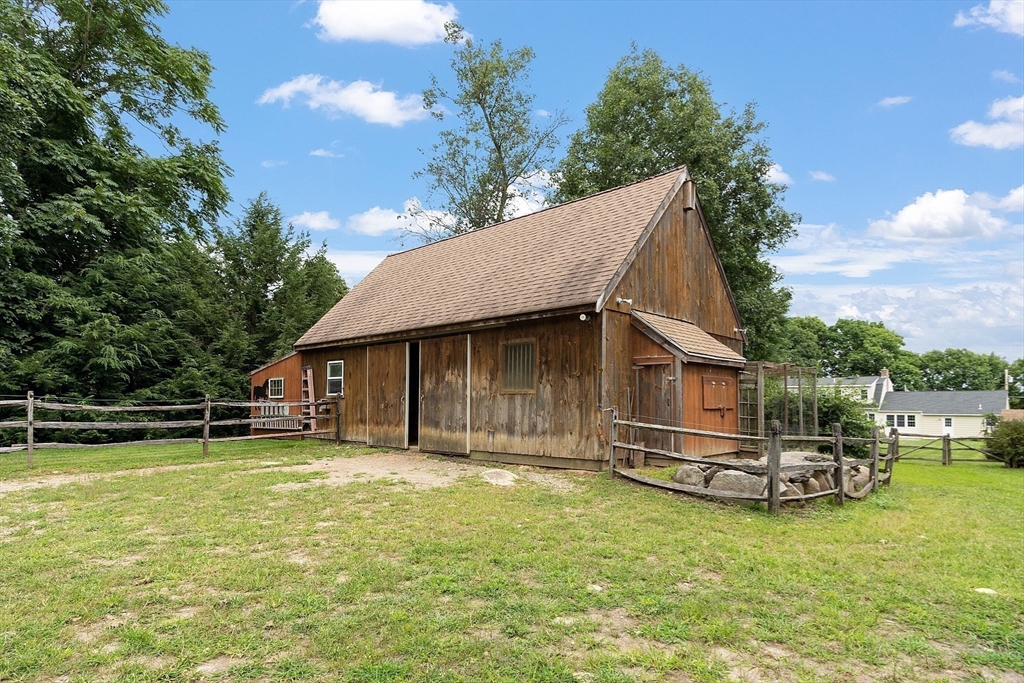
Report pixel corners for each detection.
[886,415,895,426]
[327,360,344,396]
[861,387,869,400]
[944,417,953,428]
[268,377,284,399]
[896,414,905,428]
[907,415,916,428]
[868,413,875,422]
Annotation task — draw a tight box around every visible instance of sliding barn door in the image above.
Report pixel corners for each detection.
[419,335,469,454]
[367,343,407,448]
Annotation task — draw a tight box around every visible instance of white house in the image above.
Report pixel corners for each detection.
[872,390,1009,438]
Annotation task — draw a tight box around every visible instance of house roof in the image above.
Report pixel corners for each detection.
[632,310,746,366]
[880,390,1008,415]
[295,168,706,348]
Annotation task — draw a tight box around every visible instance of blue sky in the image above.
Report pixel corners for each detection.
[160,0,1024,359]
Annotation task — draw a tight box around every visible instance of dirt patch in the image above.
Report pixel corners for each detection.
[0,462,226,494]
[195,655,246,675]
[262,452,472,491]
[73,612,133,644]
[128,655,175,670]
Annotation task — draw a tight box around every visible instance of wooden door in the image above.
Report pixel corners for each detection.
[636,362,676,453]
[367,343,407,448]
[419,335,469,454]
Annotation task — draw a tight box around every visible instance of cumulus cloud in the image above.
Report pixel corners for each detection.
[950,95,1024,149]
[346,206,409,236]
[313,0,458,46]
[310,148,343,158]
[878,96,912,107]
[261,160,287,168]
[809,171,836,182]
[323,249,392,283]
[992,69,1022,83]
[289,210,341,231]
[953,0,1024,36]
[765,164,793,185]
[535,109,551,117]
[259,74,427,127]
[867,188,1017,241]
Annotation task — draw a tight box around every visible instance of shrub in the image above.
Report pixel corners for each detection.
[987,419,1024,468]
[817,389,876,457]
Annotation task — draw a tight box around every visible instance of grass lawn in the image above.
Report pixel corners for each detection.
[0,441,1021,682]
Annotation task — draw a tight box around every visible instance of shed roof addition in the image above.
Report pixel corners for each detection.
[295,169,689,348]
[631,310,745,367]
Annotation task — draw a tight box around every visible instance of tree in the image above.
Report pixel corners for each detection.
[1009,358,1024,409]
[554,47,798,359]
[215,194,348,369]
[403,22,568,242]
[0,0,231,400]
[820,319,922,390]
[774,316,829,368]
[917,348,1009,391]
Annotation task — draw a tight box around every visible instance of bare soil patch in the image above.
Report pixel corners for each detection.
[0,461,225,494]
[195,655,246,675]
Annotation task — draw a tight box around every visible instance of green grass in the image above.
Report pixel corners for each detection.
[1,442,1021,682]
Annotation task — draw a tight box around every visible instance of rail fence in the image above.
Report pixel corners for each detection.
[0,392,344,466]
[603,407,897,514]
[895,434,994,465]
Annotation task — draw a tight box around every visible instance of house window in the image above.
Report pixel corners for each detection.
[501,340,536,392]
[868,413,875,422]
[944,417,953,428]
[896,414,905,428]
[907,415,916,428]
[861,387,869,401]
[327,360,344,396]
[886,415,895,426]
[268,377,284,399]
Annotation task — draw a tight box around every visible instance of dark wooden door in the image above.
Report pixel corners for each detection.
[419,335,469,454]
[367,343,407,448]
[636,362,676,453]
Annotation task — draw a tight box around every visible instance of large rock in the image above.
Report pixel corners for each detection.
[708,470,766,498]
[672,465,705,487]
[703,466,723,487]
[481,469,517,486]
[803,476,822,495]
[812,472,831,492]
[782,481,804,498]
[851,467,871,491]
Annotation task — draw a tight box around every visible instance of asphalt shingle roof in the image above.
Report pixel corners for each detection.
[632,311,745,363]
[880,390,1008,415]
[295,169,684,348]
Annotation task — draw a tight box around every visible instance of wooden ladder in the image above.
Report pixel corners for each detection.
[301,365,317,432]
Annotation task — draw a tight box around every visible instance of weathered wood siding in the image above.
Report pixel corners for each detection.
[681,363,739,456]
[304,345,367,441]
[420,335,469,454]
[470,315,602,461]
[249,353,303,432]
[367,342,406,448]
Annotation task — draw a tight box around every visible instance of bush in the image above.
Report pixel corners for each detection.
[817,389,876,457]
[987,419,1024,468]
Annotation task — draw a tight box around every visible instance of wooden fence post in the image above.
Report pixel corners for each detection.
[335,394,343,445]
[832,422,844,506]
[885,428,898,486]
[942,434,951,466]
[767,419,782,514]
[26,391,34,468]
[869,426,880,492]
[202,394,211,458]
[608,407,617,479]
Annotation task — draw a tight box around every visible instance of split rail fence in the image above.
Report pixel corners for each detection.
[895,434,994,465]
[0,392,345,467]
[603,407,897,514]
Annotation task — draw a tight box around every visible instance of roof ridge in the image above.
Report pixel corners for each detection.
[384,167,687,259]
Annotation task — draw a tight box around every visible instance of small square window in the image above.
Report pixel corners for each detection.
[944,417,953,428]
[886,415,895,426]
[501,340,535,392]
[268,378,284,399]
[907,415,916,427]
[327,360,344,396]
[896,414,905,428]
[861,387,869,400]
[868,413,875,422]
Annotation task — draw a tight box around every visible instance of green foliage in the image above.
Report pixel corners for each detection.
[987,419,1024,468]
[773,316,829,368]
[918,348,1009,391]
[816,388,876,441]
[554,47,798,360]
[1007,358,1024,409]
[406,22,568,242]
[820,319,922,390]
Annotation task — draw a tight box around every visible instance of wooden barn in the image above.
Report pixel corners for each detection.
[250,167,746,469]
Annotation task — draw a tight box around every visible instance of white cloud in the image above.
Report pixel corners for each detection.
[992,69,1022,83]
[809,171,836,182]
[324,249,392,283]
[970,184,1024,212]
[950,95,1024,149]
[878,96,912,108]
[259,74,427,127]
[765,163,793,185]
[261,160,287,168]
[507,169,553,218]
[346,206,408,236]
[867,188,1014,241]
[310,148,343,158]
[535,109,551,118]
[313,0,457,46]
[289,210,341,231]
[953,0,1024,36]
